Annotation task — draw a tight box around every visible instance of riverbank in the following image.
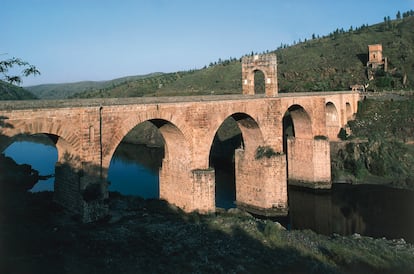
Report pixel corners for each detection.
[1,191,414,274]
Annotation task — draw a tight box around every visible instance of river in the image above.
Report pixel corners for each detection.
[2,140,414,243]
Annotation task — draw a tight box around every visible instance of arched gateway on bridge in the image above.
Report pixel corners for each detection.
[0,55,360,222]
[242,54,278,97]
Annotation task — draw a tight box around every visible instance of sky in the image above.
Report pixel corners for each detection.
[2,0,414,86]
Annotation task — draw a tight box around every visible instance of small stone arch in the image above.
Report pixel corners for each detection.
[106,116,194,210]
[346,102,354,121]
[208,112,268,210]
[242,54,278,97]
[209,112,265,158]
[104,113,192,170]
[326,102,340,140]
[1,120,79,164]
[283,104,313,140]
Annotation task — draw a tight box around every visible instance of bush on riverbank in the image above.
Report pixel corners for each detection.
[331,95,414,189]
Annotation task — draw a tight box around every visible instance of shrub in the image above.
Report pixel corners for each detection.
[255,146,281,159]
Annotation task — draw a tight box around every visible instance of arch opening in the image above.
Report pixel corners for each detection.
[108,121,165,199]
[283,105,312,140]
[209,116,242,209]
[1,133,58,193]
[282,105,312,180]
[254,70,265,94]
[346,102,353,121]
[326,102,340,127]
[209,113,264,209]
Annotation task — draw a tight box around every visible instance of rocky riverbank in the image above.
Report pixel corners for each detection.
[1,190,414,274]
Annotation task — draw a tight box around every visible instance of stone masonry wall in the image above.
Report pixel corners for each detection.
[0,91,359,218]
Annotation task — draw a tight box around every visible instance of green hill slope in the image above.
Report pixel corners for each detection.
[0,81,37,100]
[26,73,163,99]
[20,15,414,100]
[70,16,414,99]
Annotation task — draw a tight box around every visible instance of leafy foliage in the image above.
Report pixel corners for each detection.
[333,96,414,187]
[255,146,281,159]
[0,57,40,85]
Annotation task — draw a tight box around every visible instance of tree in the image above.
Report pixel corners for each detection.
[0,56,40,85]
[396,11,401,20]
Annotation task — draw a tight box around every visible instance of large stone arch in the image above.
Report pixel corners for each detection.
[207,111,287,215]
[283,104,313,140]
[105,114,194,211]
[242,54,278,97]
[103,113,192,169]
[0,119,87,215]
[283,104,331,188]
[325,102,341,140]
[0,119,79,159]
[208,112,265,209]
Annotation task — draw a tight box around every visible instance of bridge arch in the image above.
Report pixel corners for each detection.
[254,69,266,94]
[104,114,192,169]
[346,102,354,121]
[209,112,265,157]
[326,102,341,140]
[106,116,192,207]
[283,104,313,141]
[209,112,265,209]
[1,120,80,167]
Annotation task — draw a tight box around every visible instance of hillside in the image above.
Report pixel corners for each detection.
[67,16,414,99]
[0,81,37,100]
[26,73,163,99]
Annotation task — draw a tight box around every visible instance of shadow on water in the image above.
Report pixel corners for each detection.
[1,135,57,192]
[287,184,414,243]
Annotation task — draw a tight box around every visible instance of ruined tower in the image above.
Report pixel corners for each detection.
[242,54,278,97]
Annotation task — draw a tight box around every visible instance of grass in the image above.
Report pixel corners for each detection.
[3,191,412,273]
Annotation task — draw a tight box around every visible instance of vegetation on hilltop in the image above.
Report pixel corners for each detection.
[0,56,40,100]
[66,13,414,99]
[332,95,414,189]
[26,73,163,99]
[0,80,37,100]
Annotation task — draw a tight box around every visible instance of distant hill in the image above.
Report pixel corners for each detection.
[70,15,414,99]
[0,81,37,100]
[19,14,414,100]
[26,73,163,99]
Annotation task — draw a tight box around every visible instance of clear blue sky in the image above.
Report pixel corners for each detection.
[2,0,413,86]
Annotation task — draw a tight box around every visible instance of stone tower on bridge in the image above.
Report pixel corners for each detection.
[242,54,278,97]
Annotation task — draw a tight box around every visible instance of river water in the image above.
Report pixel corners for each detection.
[2,140,414,243]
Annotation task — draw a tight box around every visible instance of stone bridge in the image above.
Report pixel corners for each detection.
[0,92,359,221]
[0,55,360,221]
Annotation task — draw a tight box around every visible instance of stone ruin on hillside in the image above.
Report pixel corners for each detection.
[366,44,388,80]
